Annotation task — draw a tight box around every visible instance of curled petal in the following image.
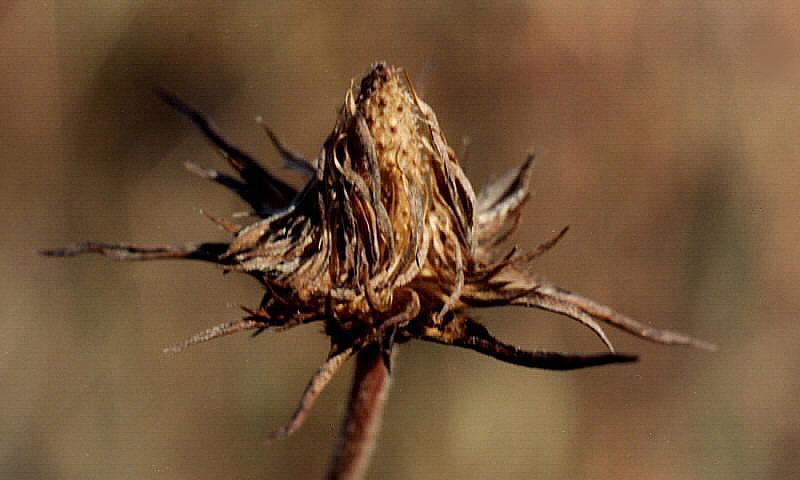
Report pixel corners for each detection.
[515,282,717,351]
[164,318,265,353]
[40,241,230,264]
[417,316,636,371]
[436,244,464,322]
[269,346,355,440]
[476,153,536,220]
[199,209,242,234]
[514,225,570,264]
[156,88,296,214]
[515,290,616,352]
[184,161,268,216]
[256,116,316,176]
[475,153,536,245]
[380,289,421,332]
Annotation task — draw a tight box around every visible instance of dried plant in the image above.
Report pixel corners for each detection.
[43,63,714,479]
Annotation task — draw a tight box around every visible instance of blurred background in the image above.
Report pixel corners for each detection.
[3,1,798,479]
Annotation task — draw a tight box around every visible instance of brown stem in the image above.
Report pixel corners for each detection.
[326,344,392,480]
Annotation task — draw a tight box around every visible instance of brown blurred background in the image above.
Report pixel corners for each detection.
[3,1,798,479]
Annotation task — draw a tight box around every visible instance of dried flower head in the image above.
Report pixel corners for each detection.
[43,62,714,441]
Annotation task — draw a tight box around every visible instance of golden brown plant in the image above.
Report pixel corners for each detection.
[43,62,713,478]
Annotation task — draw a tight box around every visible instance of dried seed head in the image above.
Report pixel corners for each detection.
[42,62,714,439]
[220,63,479,347]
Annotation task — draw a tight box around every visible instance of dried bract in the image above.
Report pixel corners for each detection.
[43,63,714,438]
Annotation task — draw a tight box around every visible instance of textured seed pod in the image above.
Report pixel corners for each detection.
[43,62,714,441]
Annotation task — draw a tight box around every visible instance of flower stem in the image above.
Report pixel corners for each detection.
[326,344,392,480]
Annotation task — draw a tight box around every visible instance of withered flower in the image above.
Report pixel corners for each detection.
[44,63,713,476]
